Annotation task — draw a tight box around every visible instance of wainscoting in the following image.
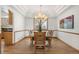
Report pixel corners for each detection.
[57,31,79,51]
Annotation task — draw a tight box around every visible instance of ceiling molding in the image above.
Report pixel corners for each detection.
[10,5,72,19]
[11,6,25,17]
[56,5,72,15]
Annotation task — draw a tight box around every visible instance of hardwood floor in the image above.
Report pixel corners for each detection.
[1,38,79,54]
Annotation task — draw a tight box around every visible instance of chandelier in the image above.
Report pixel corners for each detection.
[34,5,48,20]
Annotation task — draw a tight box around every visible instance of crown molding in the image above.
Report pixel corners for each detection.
[56,5,72,16]
[10,6,25,17]
[10,5,72,18]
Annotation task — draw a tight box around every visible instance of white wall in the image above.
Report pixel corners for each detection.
[25,18,33,30]
[11,7,25,43]
[48,18,58,37]
[57,6,79,50]
[48,18,57,30]
[24,18,33,36]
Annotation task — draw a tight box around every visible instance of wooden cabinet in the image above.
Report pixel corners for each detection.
[1,9,13,46]
[3,32,12,46]
[8,10,13,25]
[2,28,13,46]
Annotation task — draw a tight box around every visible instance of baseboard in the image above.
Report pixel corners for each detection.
[57,37,79,52]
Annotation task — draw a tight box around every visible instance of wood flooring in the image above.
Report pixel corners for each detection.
[1,37,79,54]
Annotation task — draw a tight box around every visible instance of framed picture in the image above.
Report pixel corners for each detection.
[60,15,74,29]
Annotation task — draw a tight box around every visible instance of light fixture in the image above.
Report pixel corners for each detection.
[34,5,48,20]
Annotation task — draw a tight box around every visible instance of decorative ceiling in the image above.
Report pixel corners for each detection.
[2,5,71,18]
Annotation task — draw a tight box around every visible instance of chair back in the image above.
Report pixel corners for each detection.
[34,32,46,48]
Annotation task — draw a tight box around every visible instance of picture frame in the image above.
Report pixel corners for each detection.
[60,15,74,29]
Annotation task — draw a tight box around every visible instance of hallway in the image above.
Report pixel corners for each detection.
[2,38,79,54]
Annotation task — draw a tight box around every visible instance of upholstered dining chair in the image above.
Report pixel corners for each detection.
[34,32,46,49]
